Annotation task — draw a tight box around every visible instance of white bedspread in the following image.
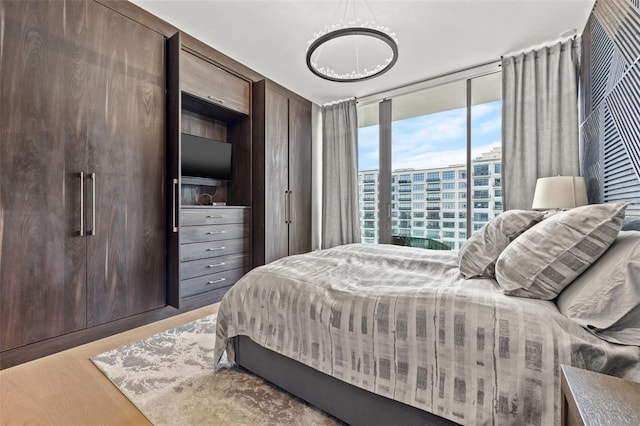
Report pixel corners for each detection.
[214,244,640,425]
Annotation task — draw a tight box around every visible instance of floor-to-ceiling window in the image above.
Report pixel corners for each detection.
[357,102,380,244]
[357,67,502,249]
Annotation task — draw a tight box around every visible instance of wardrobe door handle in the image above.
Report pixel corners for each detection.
[288,190,293,225]
[172,178,178,233]
[207,95,224,105]
[285,190,290,224]
[78,172,84,236]
[87,173,96,236]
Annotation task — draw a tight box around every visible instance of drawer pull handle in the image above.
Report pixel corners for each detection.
[207,215,227,219]
[207,262,226,268]
[207,278,226,285]
[207,247,226,251]
[207,95,225,105]
[206,231,226,235]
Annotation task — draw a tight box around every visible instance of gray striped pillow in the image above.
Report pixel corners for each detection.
[458,210,546,278]
[495,203,628,300]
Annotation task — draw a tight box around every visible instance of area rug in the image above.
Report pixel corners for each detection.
[91,314,339,425]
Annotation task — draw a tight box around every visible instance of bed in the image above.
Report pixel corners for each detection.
[213,204,640,425]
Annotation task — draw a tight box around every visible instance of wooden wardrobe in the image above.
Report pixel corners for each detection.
[252,80,312,266]
[0,0,313,368]
[0,0,165,359]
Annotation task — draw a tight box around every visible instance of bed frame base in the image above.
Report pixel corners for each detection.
[235,336,457,426]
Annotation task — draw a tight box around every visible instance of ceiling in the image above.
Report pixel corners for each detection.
[131,0,595,106]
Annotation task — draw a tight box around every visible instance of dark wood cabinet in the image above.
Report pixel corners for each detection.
[253,80,312,266]
[179,207,250,300]
[166,32,253,308]
[0,0,88,351]
[180,50,251,115]
[288,97,313,257]
[0,0,165,350]
[84,0,166,326]
[0,0,312,368]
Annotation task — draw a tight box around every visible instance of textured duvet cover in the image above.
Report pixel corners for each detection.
[213,244,640,425]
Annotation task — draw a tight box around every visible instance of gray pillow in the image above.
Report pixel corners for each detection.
[622,218,640,231]
[458,210,545,278]
[495,203,628,300]
[556,231,640,345]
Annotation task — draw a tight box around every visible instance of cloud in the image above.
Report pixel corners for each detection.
[358,100,502,171]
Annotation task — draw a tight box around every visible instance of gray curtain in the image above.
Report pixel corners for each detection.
[322,99,361,249]
[502,38,581,210]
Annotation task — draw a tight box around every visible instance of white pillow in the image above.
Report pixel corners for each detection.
[556,230,640,345]
[458,210,545,278]
[495,203,628,300]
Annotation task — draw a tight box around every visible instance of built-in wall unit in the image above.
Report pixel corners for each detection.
[0,0,312,369]
[166,32,252,309]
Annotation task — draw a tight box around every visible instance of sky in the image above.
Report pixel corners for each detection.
[358,100,502,171]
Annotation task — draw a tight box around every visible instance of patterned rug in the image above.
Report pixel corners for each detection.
[91,314,339,425]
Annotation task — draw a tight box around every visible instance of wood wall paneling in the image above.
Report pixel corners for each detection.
[0,0,88,351]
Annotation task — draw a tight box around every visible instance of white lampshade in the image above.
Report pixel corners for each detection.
[531,176,588,210]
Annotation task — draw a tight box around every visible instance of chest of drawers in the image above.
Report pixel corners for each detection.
[180,207,250,300]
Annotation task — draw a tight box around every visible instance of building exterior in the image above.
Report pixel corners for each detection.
[358,147,503,249]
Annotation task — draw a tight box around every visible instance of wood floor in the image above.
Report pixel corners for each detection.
[0,303,219,425]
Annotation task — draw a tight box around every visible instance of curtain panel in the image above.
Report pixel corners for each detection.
[321,99,361,249]
[502,38,581,210]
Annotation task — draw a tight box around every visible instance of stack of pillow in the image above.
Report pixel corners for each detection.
[458,203,640,345]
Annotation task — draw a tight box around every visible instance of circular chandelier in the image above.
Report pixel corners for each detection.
[306,19,399,83]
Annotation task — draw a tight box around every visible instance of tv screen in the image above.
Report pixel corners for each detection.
[181,133,232,180]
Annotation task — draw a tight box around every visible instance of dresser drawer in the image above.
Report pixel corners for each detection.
[181,50,250,115]
[181,208,249,226]
[180,223,248,244]
[180,238,249,262]
[181,267,248,298]
[180,253,249,280]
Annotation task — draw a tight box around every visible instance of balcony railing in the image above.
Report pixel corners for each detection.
[426,178,440,182]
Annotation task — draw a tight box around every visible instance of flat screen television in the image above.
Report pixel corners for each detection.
[181,133,232,181]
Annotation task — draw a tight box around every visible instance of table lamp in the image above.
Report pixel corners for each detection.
[531,176,588,210]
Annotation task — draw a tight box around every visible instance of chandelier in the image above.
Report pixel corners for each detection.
[306,2,399,83]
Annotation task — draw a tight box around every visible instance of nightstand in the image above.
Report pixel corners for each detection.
[561,365,640,425]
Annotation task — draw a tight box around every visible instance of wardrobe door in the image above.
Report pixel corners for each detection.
[0,1,87,350]
[264,88,290,264]
[84,1,166,326]
[288,98,312,256]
